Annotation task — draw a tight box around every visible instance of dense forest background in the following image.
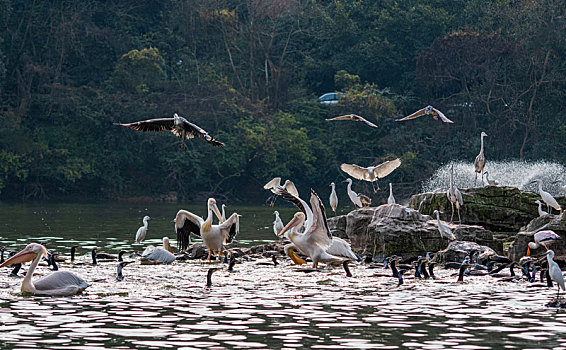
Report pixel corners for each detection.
[0,0,564,204]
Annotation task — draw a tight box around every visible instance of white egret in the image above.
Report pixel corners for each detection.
[544,250,565,299]
[273,211,284,237]
[344,178,363,208]
[114,113,224,147]
[474,132,488,186]
[329,182,338,214]
[141,237,176,264]
[396,105,453,123]
[531,179,561,214]
[0,243,89,296]
[388,183,396,204]
[447,165,464,223]
[220,204,227,222]
[135,216,151,243]
[433,210,456,241]
[527,230,561,256]
[263,177,299,197]
[484,171,499,186]
[535,200,549,217]
[325,114,378,128]
[340,158,401,192]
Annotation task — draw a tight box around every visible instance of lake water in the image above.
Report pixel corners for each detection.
[1,202,565,349]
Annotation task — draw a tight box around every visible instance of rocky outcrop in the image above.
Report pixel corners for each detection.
[434,241,496,264]
[328,203,500,260]
[508,213,566,262]
[408,186,566,233]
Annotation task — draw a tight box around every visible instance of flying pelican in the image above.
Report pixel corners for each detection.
[0,243,90,296]
[474,132,488,186]
[340,158,401,192]
[447,164,464,223]
[175,198,239,259]
[484,171,499,186]
[135,216,151,243]
[527,230,562,256]
[114,113,224,147]
[325,114,378,128]
[273,211,284,237]
[545,250,565,299]
[141,237,176,264]
[433,210,456,242]
[531,179,562,214]
[344,178,363,208]
[329,182,338,214]
[388,183,396,204]
[396,105,453,123]
[277,190,344,268]
[535,200,549,217]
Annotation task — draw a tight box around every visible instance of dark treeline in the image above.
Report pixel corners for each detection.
[0,0,564,203]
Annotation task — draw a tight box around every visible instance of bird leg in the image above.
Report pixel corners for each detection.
[457,207,462,224]
[450,202,455,223]
[372,182,381,194]
[474,173,478,187]
[207,250,212,261]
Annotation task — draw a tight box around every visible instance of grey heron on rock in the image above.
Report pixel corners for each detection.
[396,105,453,123]
[474,132,488,186]
[447,165,463,223]
[340,158,401,193]
[326,114,378,128]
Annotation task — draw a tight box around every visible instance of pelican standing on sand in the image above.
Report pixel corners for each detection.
[474,132,488,186]
[175,198,239,259]
[396,105,454,123]
[545,250,565,299]
[273,211,284,237]
[340,158,401,192]
[329,182,338,214]
[447,165,464,223]
[344,178,363,208]
[531,179,562,214]
[433,210,456,242]
[388,183,396,204]
[135,216,151,243]
[0,243,89,296]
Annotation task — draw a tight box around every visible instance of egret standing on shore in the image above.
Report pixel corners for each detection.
[544,250,565,299]
[329,182,338,214]
[474,132,488,186]
[531,179,562,214]
[535,200,548,217]
[344,178,363,208]
[484,171,499,186]
[135,216,151,243]
[388,183,396,204]
[273,211,284,237]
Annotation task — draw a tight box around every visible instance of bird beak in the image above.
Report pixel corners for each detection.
[278,215,300,237]
[287,247,307,265]
[211,203,223,223]
[0,246,36,267]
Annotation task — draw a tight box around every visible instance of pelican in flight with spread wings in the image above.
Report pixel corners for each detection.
[276,188,348,268]
[341,158,401,192]
[175,198,239,259]
[396,105,453,123]
[326,114,378,128]
[114,113,224,147]
[0,243,90,296]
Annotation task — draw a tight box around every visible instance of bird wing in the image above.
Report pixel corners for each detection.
[327,237,358,260]
[432,108,454,123]
[326,114,378,128]
[175,117,225,146]
[373,158,402,178]
[34,271,89,291]
[274,187,314,231]
[284,180,300,198]
[114,118,175,132]
[340,163,373,181]
[325,115,354,122]
[175,210,204,250]
[263,177,281,190]
[304,189,332,250]
[142,247,175,264]
[455,187,464,206]
[219,212,240,244]
[534,230,561,244]
[395,107,427,122]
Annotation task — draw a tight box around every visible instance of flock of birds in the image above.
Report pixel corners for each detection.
[1,107,565,305]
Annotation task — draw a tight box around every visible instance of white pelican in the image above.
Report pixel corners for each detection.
[264,177,299,197]
[535,200,549,217]
[396,105,453,123]
[387,183,396,204]
[135,216,151,243]
[527,230,561,256]
[329,182,338,214]
[474,132,488,186]
[344,178,363,208]
[433,210,456,241]
[531,179,562,214]
[340,158,401,192]
[447,165,463,223]
[273,211,284,237]
[484,171,499,186]
[325,114,377,128]
[544,250,565,299]
[114,113,224,147]
[0,243,89,296]
[141,237,176,264]
[277,190,344,268]
[175,198,239,259]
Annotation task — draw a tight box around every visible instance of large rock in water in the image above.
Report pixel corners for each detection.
[507,213,566,262]
[408,186,566,233]
[327,204,500,260]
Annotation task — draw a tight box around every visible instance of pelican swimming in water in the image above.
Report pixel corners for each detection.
[340,158,401,192]
[531,179,562,214]
[535,200,549,217]
[273,211,284,237]
[325,114,378,128]
[135,216,151,243]
[527,230,562,256]
[114,113,224,147]
[474,132,488,186]
[175,198,240,259]
[141,237,176,265]
[396,105,453,123]
[0,243,90,296]
[545,250,565,299]
[447,164,463,223]
[388,183,396,204]
[433,210,456,242]
[329,182,338,214]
